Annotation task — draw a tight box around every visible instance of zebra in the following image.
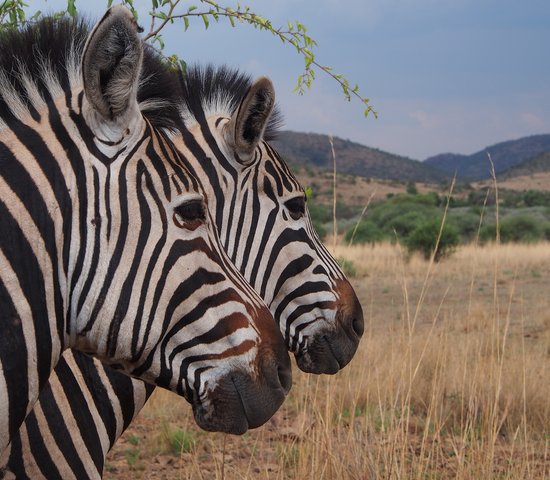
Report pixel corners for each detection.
[1,65,365,480]
[0,4,293,458]
[2,14,365,480]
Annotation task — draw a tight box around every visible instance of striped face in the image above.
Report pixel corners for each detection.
[69,124,290,434]
[176,69,364,374]
[0,6,291,441]
[75,7,292,435]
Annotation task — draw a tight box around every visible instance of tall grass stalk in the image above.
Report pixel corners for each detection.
[329,134,337,252]
[108,241,550,479]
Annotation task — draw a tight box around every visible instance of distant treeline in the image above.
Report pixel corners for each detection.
[309,189,550,260]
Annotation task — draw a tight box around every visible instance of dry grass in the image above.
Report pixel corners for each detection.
[475,172,550,192]
[106,242,550,479]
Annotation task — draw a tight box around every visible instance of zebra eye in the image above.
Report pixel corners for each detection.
[285,196,306,220]
[173,199,206,229]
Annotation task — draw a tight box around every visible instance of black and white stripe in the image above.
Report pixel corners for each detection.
[0,5,292,462]
[1,13,364,480]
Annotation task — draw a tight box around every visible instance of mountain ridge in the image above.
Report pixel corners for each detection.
[272,131,449,183]
[271,131,550,184]
[424,134,550,180]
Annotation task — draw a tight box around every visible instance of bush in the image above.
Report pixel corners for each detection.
[448,211,483,241]
[307,202,332,224]
[500,215,543,243]
[479,223,498,243]
[336,201,360,220]
[523,189,550,207]
[389,211,430,238]
[307,201,330,239]
[406,181,418,195]
[310,218,328,240]
[337,257,357,277]
[480,214,544,243]
[345,220,385,244]
[405,218,459,261]
[367,198,438,230]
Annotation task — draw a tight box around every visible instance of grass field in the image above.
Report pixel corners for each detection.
[105,242,550,479]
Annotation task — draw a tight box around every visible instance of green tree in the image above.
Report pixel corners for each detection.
[406,181,417,195]
[345,220,384,245]
[404,218,459,261]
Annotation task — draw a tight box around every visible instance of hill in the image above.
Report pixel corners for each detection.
[499,151,550,179]
[424,134,550,180]
[272,131,449,183]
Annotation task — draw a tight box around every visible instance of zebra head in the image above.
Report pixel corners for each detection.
[175,66,364,374]
[71,7,290,434]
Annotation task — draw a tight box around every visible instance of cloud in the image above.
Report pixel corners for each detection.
[520,112,545,128]
[409,110,438,129]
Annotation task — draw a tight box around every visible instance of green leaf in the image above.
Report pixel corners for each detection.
[188,5,198,12]
[153,34,165,50]
[183,16,189,31]
[29,10,42,21]
[178,59,187,75]
[66,0,76,16]
[202,13,209,29]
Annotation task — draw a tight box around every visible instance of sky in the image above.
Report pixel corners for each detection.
[27,0,550,160]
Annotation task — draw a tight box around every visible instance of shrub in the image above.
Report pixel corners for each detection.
[311,220,327,239]
[523,189,550,207]
[336,200,360,220]
[500,214,543,243]
[337,257,357,277]
[389,211,430,238]
[405,218,459,261]
[367,198,438,231]
[448,211,483,241]
[480,214,544,243]
[542,222,550,240]
[345,220,384,244]
[479,223,498,243]
[406,181,418,195]
[307,201,330,239]
[307,202,332,224]
[164,427,197,454]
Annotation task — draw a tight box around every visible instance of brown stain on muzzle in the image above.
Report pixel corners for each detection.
[193,303,291,435]
[335,277,365,340]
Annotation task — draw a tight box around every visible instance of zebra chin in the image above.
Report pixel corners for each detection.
[191,362,292,435]
[295,279,364,375]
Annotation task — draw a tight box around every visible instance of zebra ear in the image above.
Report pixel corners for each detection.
[226,77,275,165]
[82,6,143,121]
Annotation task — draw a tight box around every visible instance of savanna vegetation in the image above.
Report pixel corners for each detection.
[305,183,550,261]
[3,3,549,479]
[105,241,550,479]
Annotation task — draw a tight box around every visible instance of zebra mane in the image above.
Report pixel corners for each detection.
[0,16,181,131]
[176,64,284,141]
[0,16,282,138]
